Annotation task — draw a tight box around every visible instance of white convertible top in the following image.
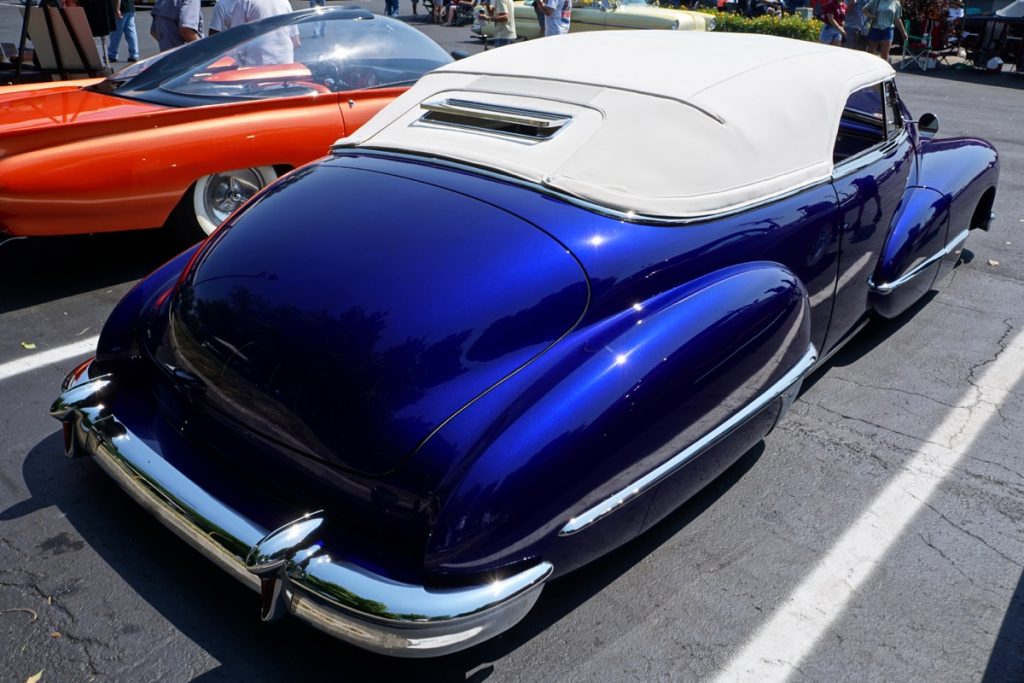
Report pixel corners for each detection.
[336,31,894,219]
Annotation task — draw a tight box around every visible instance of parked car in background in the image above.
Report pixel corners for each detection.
[53,32,998,657]
[473,0,715,39]
[0,9,451,242]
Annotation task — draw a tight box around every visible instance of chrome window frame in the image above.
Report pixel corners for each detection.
[832,78,908,180]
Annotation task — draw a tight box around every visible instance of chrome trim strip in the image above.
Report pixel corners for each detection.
[560,344,819,536]
[421,98,571,130]
[0,236,27,251]
[51,365,553,657]
[831,130,908,180]
[427,70,726,124]
[868,228,969,294]
[332,149,833,226]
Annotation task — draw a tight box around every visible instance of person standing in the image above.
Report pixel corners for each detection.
[479,0,515,45]
[209,0,294,34]
[208,0,297,63]
[844,0,866,48]
[307,0,326,37]
[209,0,240,34]
[150,0,203,51]
[863,0,908,61]
[108,0,139,62]
[72,0,117,67]
[533,0,545,35]
[541,0,569,35]
[819,0,845,45]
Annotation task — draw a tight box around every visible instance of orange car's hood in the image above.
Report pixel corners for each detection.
[0,85,166,136]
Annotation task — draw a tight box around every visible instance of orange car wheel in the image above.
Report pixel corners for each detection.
[185,166,279,238]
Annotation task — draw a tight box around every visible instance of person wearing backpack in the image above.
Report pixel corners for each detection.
[820,0,847,45]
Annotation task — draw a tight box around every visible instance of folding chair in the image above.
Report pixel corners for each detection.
[899,19,933,71]
[935,15,962,67]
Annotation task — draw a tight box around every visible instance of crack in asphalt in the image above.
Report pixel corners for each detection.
[802,319,1016,457]
[0,535,26,559]
[932,295,991,317]
[918,531,973,583]
[963,455,1024,483]
[0,572,108,677]
[50,629,109,678]
[958,469,1024,502]
[828,374,966,410]
[799,401,954,451]
[942,319,1016,450]
[967,318,1016,390]
[907,491,1024,570]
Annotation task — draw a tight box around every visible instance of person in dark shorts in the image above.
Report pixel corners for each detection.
[864,0,908,60]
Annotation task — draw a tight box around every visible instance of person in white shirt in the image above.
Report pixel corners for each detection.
[479,0,516,46]
[208,0,239,34]
[208,0,298,65]
[209,0,292,34]
[541,0,570,36]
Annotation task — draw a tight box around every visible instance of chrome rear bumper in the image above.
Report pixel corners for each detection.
[50,360,552,657]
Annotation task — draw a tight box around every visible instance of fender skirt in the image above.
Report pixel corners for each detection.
[869,186,954,319]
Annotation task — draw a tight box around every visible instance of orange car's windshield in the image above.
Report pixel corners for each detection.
[161,16,451,100]
[90,11,451,106]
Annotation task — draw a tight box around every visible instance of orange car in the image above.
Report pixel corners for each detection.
[0,9,452,241]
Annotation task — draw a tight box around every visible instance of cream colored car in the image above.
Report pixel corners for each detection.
[473,0,715,40]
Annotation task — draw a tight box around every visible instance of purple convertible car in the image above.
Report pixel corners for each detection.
[52,32,998,656]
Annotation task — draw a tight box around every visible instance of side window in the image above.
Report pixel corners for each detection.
[884,81,904,139]
[833,83,885,165]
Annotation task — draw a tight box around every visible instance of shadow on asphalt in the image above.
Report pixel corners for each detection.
[983,567,1024,681]
[895,65,1024,92]
[3,431,764,680]
[0,230,191,314]
[800,288,939,395]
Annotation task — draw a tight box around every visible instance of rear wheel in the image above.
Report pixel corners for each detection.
[178,166,278,241]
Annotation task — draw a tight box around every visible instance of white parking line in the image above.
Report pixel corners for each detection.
[0,335,99,382]
[715,328,1024,682]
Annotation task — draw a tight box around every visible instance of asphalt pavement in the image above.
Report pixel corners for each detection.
[1,5,1023,681]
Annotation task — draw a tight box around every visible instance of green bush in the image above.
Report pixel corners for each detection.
[703,11,823,41]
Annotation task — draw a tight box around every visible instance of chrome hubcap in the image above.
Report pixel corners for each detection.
[204,170,265,226]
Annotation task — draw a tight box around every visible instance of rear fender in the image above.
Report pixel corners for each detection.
[423,262,812,578]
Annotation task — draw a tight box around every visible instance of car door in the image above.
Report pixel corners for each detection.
[824,79,914,353]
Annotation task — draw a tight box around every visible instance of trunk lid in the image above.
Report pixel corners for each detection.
[151,160,589,476]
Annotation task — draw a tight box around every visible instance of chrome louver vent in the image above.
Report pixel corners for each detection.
[419,98,571,140]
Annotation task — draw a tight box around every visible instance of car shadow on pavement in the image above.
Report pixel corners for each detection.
[5,431,764,680]
[983,567,1024,681]
[896,66,1024,92]
[800,289,939,395]
[0,230,191,314]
